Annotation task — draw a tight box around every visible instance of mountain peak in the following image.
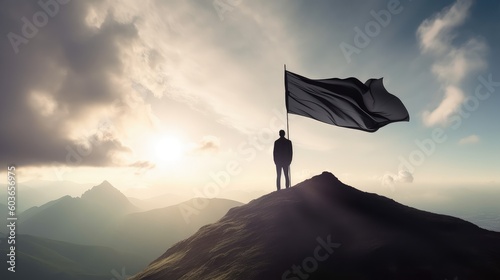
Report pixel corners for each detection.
[132,173,500,280]
[82,181,116,198]
[81,181,136,212]
[98,180,113,189]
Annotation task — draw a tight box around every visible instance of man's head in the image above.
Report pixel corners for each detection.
[279,130,285,137]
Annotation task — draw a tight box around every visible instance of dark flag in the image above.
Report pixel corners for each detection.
[285,70,409,132]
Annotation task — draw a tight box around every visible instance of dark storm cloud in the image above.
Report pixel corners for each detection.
[0,0,138,167]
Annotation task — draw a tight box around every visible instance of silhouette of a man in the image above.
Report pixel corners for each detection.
[273,130,293,190]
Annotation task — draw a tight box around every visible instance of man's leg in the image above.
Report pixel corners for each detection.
[283,165,290,188]
[276,165,282,191]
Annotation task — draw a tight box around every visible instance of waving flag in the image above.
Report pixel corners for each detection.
[285,70,409,132]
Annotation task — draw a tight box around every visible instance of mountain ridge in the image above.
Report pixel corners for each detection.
[18,181,244,264]
[80,180,137,212]
[132,172,500,280]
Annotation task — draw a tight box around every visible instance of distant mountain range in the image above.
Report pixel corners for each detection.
[19,181,139,247]
[17,181,243,268]
[0,179,257,212]
[128,193,190,211]
[132,172,500,280]
[113,197,243,258]
[0,180,93,212]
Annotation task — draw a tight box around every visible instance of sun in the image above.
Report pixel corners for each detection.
[152,135,184,165]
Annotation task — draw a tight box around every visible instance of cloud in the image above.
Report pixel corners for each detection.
[458,134,480,145]
[129,160,156,175]
[382,169,414,188]
[417,0,487,127]
[0,1,143,167]
[119,0,302,135]
[190,135,221,154]
[0,0,296,169]
[422,86,465,127]
[417,0,472,54]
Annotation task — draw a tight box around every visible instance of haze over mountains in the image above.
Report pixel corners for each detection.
[0,180,93,212]
[128,193,191,211]
[114,197,243,257]
[19,181,242,255]
[5,181,242,279]
[4,178,499,232]
[19,181,139,247]
[0,179,264,212]
[399,188,500,232]
[132,172,500,280]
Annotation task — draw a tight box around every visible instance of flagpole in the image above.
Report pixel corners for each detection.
[283,64,290,139]
[284,64,291,187]
[286,111,289,139]
[284,64,289,139]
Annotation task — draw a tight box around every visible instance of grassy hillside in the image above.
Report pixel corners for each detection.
[132,172,500,280]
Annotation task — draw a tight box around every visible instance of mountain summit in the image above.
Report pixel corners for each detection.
[81,180,136,212]
[131,172,500,280]
[19,180,137,246]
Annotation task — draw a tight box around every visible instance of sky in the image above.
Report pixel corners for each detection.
[1,0,499,201]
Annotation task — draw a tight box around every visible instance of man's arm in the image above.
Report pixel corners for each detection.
[289,140,293,162]
[273,141,277,163]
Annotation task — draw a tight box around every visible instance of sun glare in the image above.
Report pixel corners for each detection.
[152,135,184,165]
